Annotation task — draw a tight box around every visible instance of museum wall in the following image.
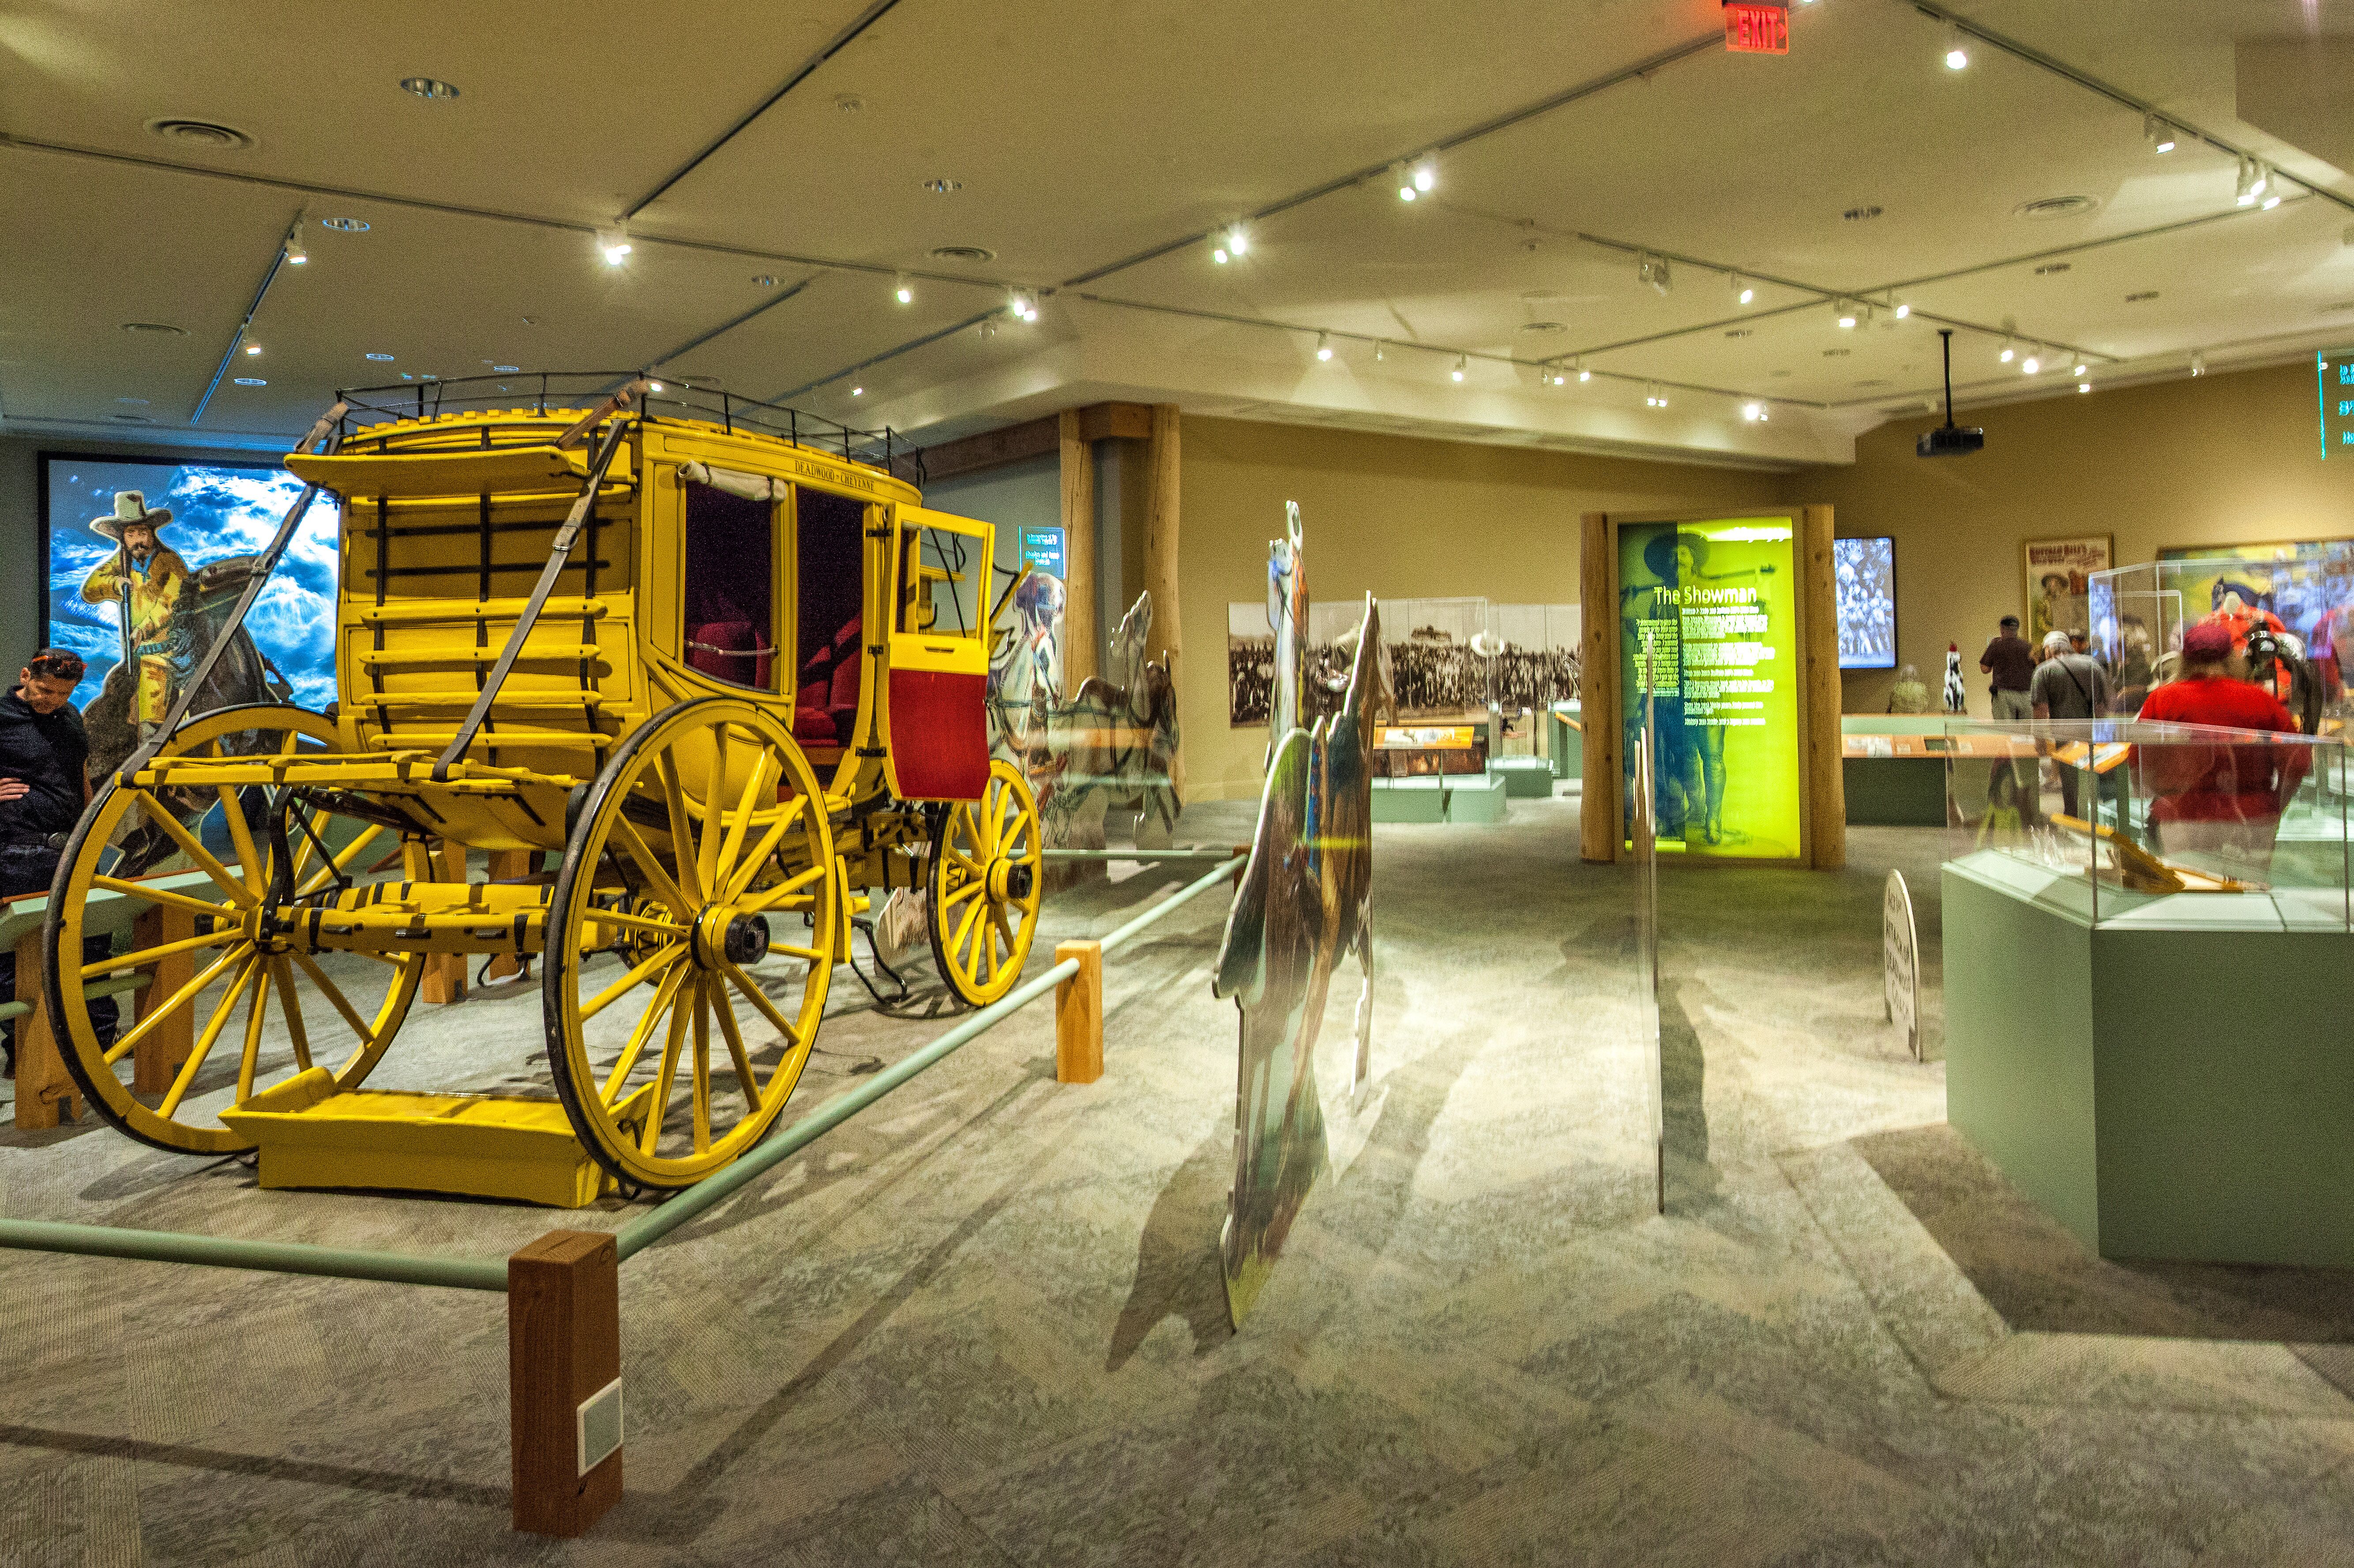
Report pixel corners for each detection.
[1179,416,1787,801]
[1808,361,2354,714]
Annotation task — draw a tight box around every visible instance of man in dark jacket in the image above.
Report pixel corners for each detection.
[0,649,115,1074]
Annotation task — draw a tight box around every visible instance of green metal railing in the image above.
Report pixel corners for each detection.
[0,851,1243,1292]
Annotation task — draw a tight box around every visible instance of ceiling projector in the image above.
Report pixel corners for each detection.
[1918,327,1984,458]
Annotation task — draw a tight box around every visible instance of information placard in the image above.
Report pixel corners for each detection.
[2319,349,2354,459]
[1019,525,1066,578]
[1884,869,1918,1060]
[1618,518,1803,859]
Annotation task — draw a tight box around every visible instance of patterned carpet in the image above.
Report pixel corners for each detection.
[1,800,2348,1566]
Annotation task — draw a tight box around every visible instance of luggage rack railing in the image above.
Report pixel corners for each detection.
[332,371,926,485]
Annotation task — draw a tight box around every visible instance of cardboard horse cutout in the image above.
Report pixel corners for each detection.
[1211,503,1376,1324]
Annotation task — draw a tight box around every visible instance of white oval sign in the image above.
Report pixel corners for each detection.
[1884,869,1919,1060]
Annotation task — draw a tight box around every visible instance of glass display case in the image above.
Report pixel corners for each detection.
[2089,548,2354,729]
[1944,717,2352,930]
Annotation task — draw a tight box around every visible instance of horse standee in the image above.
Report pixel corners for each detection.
[42,378,1043,1201]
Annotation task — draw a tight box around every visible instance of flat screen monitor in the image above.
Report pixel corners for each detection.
[42,454,341,734]
[1832,536,1896,669]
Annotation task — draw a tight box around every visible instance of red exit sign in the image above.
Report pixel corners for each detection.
[1724,2,1789,53]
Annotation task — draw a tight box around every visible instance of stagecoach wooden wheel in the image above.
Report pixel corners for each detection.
[927,758,1044,1009]
[543,698,837,1190]
[45,705,428,1155]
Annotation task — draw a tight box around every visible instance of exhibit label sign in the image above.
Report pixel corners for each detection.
[1883,869,1918,1060]
[1019,525,1065,579]
[1618,518,1804,860]
[2318,349,2354,458]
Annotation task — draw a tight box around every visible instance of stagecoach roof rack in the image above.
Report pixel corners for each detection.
[329,370,926,486]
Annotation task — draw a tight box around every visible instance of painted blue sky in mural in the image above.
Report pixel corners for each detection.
[46,458,341,710]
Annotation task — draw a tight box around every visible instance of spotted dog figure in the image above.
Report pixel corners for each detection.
[1211,571,1376,1328]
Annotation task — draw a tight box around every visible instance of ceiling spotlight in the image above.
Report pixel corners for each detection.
[284,238,308,265]
[365,351,395,361]
[852,386,864,397]
[2237,158,2261,206]
[647,381,663,393]
[1639,254,1672,295]
[232,377,266,387]
[243,343,261,356]
[1451,354,1467,382]
[1009,289,1039,321]
[1892,300,1911,320]
[1577,356,1591,383]
[1836,301,1858,329]
[1413,161,1436,194]
[400,76,460,100]
[980,320,999,340]
[2190,350,2205,376]
[2078,381,2092,394]
[2145,114,2177,154]
[1315,333,1334,362]
[1645,383,1667,408]
[596,229,631,264]
[1944,27,1968,70]
[894,274,913,304]
[1998,338,2016,363]
[1211,241,1228,264]
[1374,342,1385,362]
[2022,350,2041,374]
[1393,162,1417,202]
[2072,360,2087,377]
[1742,401,1765,422]
[1226,224,1250,257]
[2261,169,2287,210]
[1732,274,1755,306]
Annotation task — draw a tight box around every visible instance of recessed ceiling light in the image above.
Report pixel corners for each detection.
[929,245,995,263]
[921,177,963,194]
[108,412,155,423]
[233,377,267,386]
[120,322,187,335]
[835,94,864,113]
[2034,262,2072,275]
[1517,322,1568,334]
[401,77,460,100]
[894,274,913,304]
[752,274,777,287]
[2125,290,2160,303]
[144,118,252,150]
[318,216,370,233]
[244,344,261,355]
[365,352,395,361]
[2015,195,2098,220]
[1842,204,1884,222]
[1822,348,1851,357]
[115,397,150,405]
[1724,328,1753,338]
[492,364,519,372]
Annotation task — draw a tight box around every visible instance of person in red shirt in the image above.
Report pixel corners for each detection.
[2135,622,2309,870]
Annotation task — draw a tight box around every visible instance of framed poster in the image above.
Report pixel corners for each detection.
[2022,535,2111,645]
[1617,517,1804,860]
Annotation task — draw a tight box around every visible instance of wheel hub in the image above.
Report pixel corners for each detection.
[695,904,770,968]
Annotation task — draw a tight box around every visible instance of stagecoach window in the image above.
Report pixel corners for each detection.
[680,476,777,691]
[901,524,985,639]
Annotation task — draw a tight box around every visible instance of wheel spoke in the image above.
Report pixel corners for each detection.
[139,800,258,909]
[721,961,805,1052]
[291,951,379,1049]
[83,923,239,980]
[611,817,695,917]
[601,963,688,1103]
[950,887,986,966]
[269,959,312,1071]
[656,751,705,904]
[710,981,763,1107]
[215,787,267,893]
[940,878,986,910]
[639,991,694,1157]
[91,877,239,923]
[722,795,806,903]
[690,975,713,1155]
[990,906,1017,977]
[699,727,731,899]
[740,863,825,915]
[580,941,687,1023]
[235,962,274,1100]
[712,751,779,898]
[158,956,258,1118]
[588,906,690,939]
[101,943,249,1065]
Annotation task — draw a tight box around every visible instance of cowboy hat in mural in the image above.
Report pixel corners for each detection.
[88,490,175,542]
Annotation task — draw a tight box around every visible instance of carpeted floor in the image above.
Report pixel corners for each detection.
[1,796,2348,1566]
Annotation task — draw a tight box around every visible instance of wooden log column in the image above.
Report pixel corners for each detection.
[1799,503,1847,869]
[1578,511,1620,864]
[1059,410,1100,687]
[1144,403,1183,800]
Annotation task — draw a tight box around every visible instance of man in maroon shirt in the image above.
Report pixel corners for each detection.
[2135,623,2309,869]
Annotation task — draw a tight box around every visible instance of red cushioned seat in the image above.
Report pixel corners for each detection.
[687,619,771,688]
[793,707,836,743]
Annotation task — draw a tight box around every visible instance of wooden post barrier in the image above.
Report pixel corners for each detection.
[509,1230,623,1537]
[1053,940,1103,1084]
[131,903,195,1095]
[11,920,80,1127]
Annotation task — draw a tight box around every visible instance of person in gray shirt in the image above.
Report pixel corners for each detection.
[2031,630,2110,818]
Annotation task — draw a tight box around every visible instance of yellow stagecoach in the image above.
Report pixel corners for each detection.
[42,374,1043,1200]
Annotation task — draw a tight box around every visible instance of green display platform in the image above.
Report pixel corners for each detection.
[1842,716,1953,826]
[1492,758,1555,799]
[1371,773,1509,824]
[1942,852,2354,1267]
[1549,706,1584,781]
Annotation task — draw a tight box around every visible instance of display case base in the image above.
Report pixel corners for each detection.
[1369,773,1509,824]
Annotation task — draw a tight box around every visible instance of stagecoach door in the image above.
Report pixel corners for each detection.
[885,506,991,801]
